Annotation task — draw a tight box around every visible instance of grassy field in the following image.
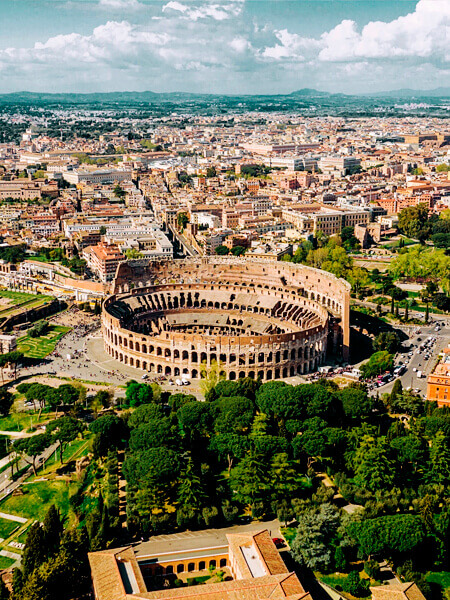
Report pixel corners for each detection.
[32,437,91,478]
[0,411,53,433]
[0,480,77,522]
[0,556,16,569]
[0,290,53,319]
[0,518,20,540]
[17,325,71,359]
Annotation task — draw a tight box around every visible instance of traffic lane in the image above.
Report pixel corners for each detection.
[375,330,450,396]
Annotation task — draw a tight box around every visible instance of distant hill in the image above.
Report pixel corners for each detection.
[0,87,448,105]
[0,90,161,104]
[288,88,337,98]
[363,87,450,99]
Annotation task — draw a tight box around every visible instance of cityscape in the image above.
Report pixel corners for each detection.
[0,1,448,600]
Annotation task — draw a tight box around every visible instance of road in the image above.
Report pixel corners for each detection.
[370,317,450,397]
[0,442,59,502]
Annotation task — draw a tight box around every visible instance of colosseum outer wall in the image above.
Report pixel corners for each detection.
[102,257,350,381]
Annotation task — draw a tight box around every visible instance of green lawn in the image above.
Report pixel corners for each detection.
[0,290,40,303]
[0,480,77,522]
[0,411,52,433]
[0,556,16,569]
[17,325,71,359]
[0,518,20,540]
[0,290,53,319]
[318,573,349,589]
[32,437,91,478]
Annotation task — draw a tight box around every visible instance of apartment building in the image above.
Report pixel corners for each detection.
[427,349,450,408]
[62,168,132,185]
[83,242,124,283]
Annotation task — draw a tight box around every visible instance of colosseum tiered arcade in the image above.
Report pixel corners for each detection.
[102,257,350,381]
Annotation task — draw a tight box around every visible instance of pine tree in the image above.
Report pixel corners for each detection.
[429,431,450,486]
[405,303,409,321]
[391,297,395,314]
[22,522,46,580]
[425,301,429,323]
[11,568,23,600]
[43,505,63,557]
[12,567,23,600]
[395,303,399,318]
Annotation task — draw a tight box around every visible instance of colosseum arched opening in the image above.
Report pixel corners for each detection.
[102,257,350,381]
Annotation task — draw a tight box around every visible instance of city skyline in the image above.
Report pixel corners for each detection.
[0,0,449,95]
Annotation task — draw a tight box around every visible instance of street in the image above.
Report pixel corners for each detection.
[371,316,450,397]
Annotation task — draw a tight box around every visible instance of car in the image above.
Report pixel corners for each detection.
[272,538,285,548]
[141,374,148,379]
[413,367,417,372]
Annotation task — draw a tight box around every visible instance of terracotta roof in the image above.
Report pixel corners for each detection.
[89,529,308,600]
[88,546,147,600]
[371,583,427,600]
[128,573,309,600]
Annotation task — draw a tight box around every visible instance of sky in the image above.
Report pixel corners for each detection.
[0,0,448,95]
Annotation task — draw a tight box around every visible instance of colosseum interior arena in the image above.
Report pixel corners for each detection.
[102,257,350,381]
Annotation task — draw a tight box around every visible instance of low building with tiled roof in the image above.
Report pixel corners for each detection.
[371,583,427,600]
[89,529,311,600]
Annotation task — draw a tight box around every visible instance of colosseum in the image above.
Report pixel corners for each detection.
[102,257,350,381]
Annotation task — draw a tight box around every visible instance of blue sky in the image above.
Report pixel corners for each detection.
[0,0,448,94]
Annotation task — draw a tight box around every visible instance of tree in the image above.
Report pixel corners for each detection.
[231,245,246,256]
[347,514,425,558]
[43,505,63,557]
[270,452,303,501]
[113,184,126,200]
[206,166,216,178]
[200,359,225,398]
[22,522,47,579]
[360,351,394,379]
[124,248,143,260]
[215,245,230,256]
[94,389,113,409]
[390,379,403,405]
[177,212,189,230]
[291,504,340,571]
[343,570,370,597]
[209,433,249,473]
[229,451,269,511]
[433,294,450,312]
[14,433,51,476]
[398,204,429,241]
[339,387,374,419]
[129,418,175,451]
[0,388,13,416]
[177,458,206,513]
[353,436,394,492]
[428,431,450,486]
[124,380,153,407]
[47,416,83,464]
[177,402,213,442]
[373,331,400,354]
[28,320,50,338]
[214,396,255,435]
[49,384,80,410]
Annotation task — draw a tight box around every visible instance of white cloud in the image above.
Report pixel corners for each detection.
[0,0,448,94]
[229,36,251,53]
[162,0,243,21]
[261,0,450,65]
[98,0,144,9]
[319,0,450,62]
